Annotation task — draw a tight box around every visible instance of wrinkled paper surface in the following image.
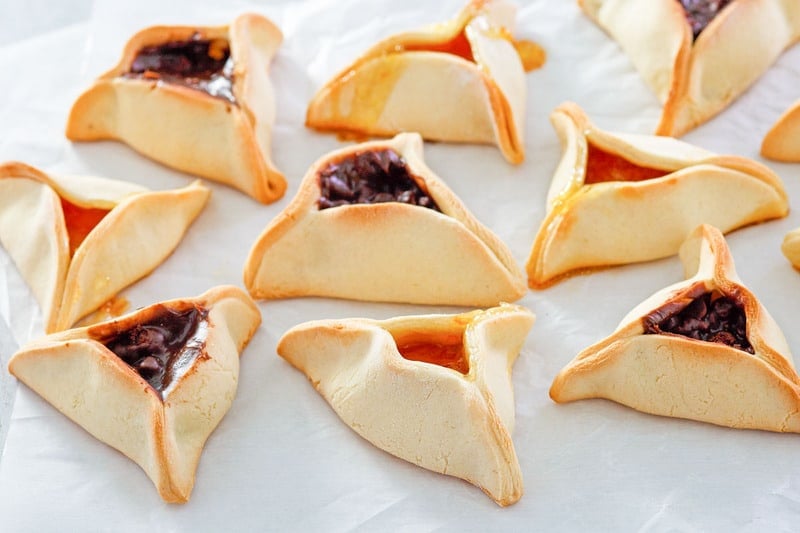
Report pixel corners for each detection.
[2,0,800,530]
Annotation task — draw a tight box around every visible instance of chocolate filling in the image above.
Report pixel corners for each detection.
[94,305,209,397]
[393,331,469,375]
[643,287,753,353]
[317,149,441,211]
[679,0,734,40]
[123,34,235,103]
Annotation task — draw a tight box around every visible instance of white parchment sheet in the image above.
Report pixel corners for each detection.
[2,0,800,530]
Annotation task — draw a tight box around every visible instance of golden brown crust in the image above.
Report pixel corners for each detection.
[243,133,526,306]
[580,0,800,136]
[277,303,534,506]
[525,103,788,289]
[7,286,261,503]
[762,98,800,162]
[0,161,209,333]
[305,0,528,163]
[550,224,800,433]
[65,13,286,203]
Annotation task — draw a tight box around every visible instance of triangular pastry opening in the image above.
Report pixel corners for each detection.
[401,29,476,63]
[584,142,669,185]
[89,303,209,400]
[318,148,440,211]
[59,197,111,257]
[680,0,734,40]
[642,282,753,354]
[122,33,235,103]
[390,327,469,375]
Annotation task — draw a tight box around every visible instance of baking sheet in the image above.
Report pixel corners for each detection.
[2,0,800,530]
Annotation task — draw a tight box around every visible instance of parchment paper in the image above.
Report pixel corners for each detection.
[2,0,800,530]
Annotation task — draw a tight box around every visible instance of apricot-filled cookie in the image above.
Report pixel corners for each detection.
[278,304,534,506]
[526,103,788,288]
[244,132,527,306]
[66,13,286,203]
[7,286,261,503]
[551,224,800,433]
[0,161,209,333]
[579,0,800,136]
[306,0,544,164]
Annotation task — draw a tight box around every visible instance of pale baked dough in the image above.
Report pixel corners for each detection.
[526,103,788,288]
[579,0,800,136]
[243,132,526,306]
[306,0,531,164]
[0,161,209,333]
[781,226,800,268]
[8,286,261,503]
[278,303,534,506]
[550,224,800,432]
[66,13,286,204]
[762,98,800,162]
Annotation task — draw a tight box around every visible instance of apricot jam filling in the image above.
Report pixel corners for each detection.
[584,143,669,185]
[399,28,545,72]
[60,197,110,257]
[393,330,469,375]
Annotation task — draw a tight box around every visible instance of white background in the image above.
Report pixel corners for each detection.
[1,0,800,530]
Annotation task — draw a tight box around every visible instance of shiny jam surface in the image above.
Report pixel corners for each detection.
[318,149,440,211]
[124,35,235,103]
[679,0,734,40]
[60,198,110,257]
[394,331,469,374]
[93,305,209,398]
[584,143,668,185]
[401,30,475,62]
[643,287,753,353]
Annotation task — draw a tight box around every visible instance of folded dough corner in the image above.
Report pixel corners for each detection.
[7,286,261,503]
[526,102,788,289]
[305,0,541,164]
[278,303,534,506]
[550,224,800,433]
[579,0,800,136]
[243,132,527,306]
[65,13,286,204]
[0,161,209,333]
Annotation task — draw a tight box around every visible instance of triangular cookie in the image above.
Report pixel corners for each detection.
[0,161,209,333]
[244,132,526,306]
[526,103,788,288]
[306,0,544,164]
[550,224,800,432]
[762,98,800,162]
[8,285,261,503]
[579,0,800,136]
[278,303,534,506]
[66,13,286,204]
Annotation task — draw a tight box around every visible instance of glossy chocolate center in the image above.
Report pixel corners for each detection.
[393,331,469,374]
[317,149,441,211]
[96,305,209,398]
[124,35,235,103]
[643,288,753,353]
[584,143,668,185]
[679,0,734,39]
